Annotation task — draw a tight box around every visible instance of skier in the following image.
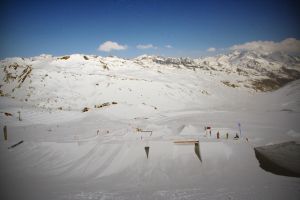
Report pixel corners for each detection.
[226,132,229,139]
[217,131,220,139]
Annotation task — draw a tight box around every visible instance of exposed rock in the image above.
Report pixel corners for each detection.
[222,81,239,88]
[59,56,70,60]
[82,107,90,112]
[4,112,13,116]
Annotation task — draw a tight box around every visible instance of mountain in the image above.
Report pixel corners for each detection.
[0,51,299,114]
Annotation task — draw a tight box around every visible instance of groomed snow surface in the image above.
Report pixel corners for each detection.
[0,54,300,200]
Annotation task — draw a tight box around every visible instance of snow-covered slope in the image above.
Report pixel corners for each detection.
[1,51,299,114]
[0,51,300,200]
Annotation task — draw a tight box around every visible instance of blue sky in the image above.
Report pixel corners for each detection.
[0,0,299,58]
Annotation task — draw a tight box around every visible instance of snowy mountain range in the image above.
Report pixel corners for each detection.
[0,50,300,114]
[138,50,300,91]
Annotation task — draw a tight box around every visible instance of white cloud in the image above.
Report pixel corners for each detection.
[165,45,173,49]
[230,38,300,54]
[98,41,127,52]
[207,47,216,52]
[136,44,157,50]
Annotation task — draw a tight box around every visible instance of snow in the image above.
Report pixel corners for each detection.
[0,52,300,199]
[179,124,200,136]
[255,141,300,177]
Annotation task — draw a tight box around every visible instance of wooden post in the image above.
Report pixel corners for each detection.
[4,126,7,141]
[18,111,22,121]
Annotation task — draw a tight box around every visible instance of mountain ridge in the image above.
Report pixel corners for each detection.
[1,50,299,113]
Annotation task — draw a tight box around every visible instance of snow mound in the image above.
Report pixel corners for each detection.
[179,124,200,136]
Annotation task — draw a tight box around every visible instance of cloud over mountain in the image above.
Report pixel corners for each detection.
[136,44,157,49]
[207,47,216,52]
[230,38,300,55]
[98,41,128,52]
[165,45,173,49]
